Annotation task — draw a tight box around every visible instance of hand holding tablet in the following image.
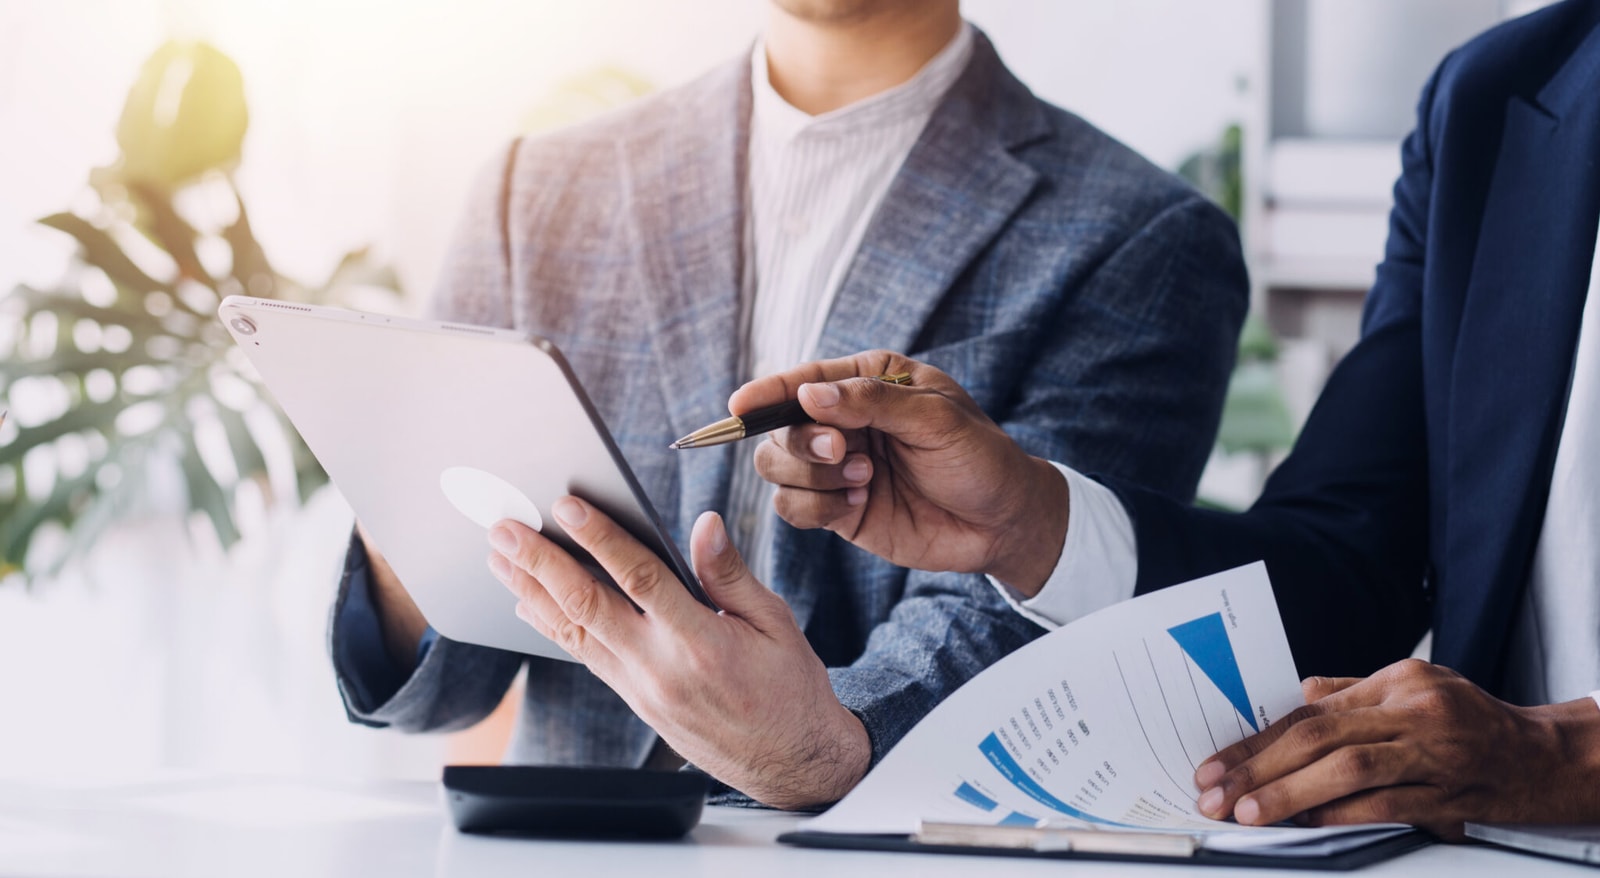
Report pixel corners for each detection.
[220,297,706,662]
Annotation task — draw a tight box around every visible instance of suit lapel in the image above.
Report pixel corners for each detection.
[623,59,751,544]
[776,34,1049,626]
[810,33,1047,362]
[1437,30,1600,686]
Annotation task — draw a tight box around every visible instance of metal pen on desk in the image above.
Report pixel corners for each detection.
[670,372,912,450]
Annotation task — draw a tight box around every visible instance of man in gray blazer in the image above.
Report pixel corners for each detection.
[331,0,1247,795]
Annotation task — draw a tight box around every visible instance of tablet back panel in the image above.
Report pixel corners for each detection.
[219,297,699,662]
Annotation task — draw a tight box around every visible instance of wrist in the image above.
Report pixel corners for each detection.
[986,456,1069,597]
[359,531,429,667]
[1527,697,1600,821]
[770,704,872,811]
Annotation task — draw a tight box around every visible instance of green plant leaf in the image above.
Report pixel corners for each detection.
[38,213,172,295]
[177,427,240,547]
[128,181,211,291]
[12,285,173,338]
[222,190,276,298]
[215,405,266,489]
[1,41,399,586]
[0,348,170,384]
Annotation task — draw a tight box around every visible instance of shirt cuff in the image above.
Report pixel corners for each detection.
[988,462,1138,630]
[332,545,437,713]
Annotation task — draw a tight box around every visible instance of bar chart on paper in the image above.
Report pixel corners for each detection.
[803,564,1415,858]
[807,563,1309,836]
[1109,611,1264,809]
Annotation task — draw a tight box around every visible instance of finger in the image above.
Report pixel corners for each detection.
[1198,708,1399,821]
[1198,675,1384,784]
[1197,701,1328,788]
[1297,784,1446,834]
[546,496,698,629]
[768,425,857,466]
[728,349,917,415]
[795,374,973,440]
[755,440,872,492]
[772,484,868,531]
[1228,742,1415,826]
[1302,676,1363,703]
[688,511,796,635]
[487,525,642,650]
[498,561,621,672]
[1197,674,1394,793]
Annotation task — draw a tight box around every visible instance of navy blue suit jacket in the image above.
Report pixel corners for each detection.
[1112,0,1600,698]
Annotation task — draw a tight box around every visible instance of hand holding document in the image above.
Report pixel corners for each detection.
[795,563,1415,860]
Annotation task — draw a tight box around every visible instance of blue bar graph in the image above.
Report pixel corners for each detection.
[978,733,1121,826]
[954,781,998,812]
[998,811,1038,827]
[1168,612,1257,732]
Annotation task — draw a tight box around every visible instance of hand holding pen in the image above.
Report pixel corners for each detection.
[714,350,1070,593]
[671,373,911,449]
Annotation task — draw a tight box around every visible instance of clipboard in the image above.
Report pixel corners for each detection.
[777,825,1433,871]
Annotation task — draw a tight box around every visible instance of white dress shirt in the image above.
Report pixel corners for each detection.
[726,25,974,579]
[1016,226,1600,714]
[1505,225,1600,709]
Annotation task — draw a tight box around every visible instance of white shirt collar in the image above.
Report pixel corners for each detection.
[750,22,974,143]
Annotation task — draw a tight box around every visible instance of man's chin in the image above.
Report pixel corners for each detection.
[771,0,919,26]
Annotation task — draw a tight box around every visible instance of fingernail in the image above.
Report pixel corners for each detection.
[708,512,728,555]
[846,486,867,506]
[488,553,513,582]
[802,382,840,408]
[514,602,533,624]
[842,457,870,483]
[553,496,587,528]
[1198,787,1224,818]
[1236,797,1260,825]
[811,433,836,460]
[1194,760,1225,790]
[488,525,517,553]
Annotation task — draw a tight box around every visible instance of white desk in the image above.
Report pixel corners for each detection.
[0,775,1590,878]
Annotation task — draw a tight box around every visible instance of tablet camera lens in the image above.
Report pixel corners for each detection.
[230,317,257,336]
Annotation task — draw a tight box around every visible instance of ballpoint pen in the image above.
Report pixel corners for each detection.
[670,372,912,449]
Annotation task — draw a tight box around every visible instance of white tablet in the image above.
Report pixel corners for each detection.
[218,296,705,662]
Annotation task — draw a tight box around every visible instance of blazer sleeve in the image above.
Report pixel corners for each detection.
[327,141,526,732]
[828,193,1251,767]
[1105,65,1449,680]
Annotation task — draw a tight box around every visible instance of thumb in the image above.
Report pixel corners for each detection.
[798,372,967,443]
[688,511,795,634]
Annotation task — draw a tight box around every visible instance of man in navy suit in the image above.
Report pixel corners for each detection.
[497,0,1600,835]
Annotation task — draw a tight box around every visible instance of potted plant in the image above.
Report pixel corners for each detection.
[0,40,400,584]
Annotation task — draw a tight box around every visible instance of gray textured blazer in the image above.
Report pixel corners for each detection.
[330,33,1249,781]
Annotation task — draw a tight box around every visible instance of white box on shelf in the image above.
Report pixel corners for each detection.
[1266,138,1401,207]
[1263,205,1390,263]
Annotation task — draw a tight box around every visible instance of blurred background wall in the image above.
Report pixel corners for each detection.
[0,0,1551,781]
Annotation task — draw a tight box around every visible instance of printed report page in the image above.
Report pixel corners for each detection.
[806,563,1407,853]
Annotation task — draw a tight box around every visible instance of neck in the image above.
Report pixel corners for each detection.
[763,2,963,115]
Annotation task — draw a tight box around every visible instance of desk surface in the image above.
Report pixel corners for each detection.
[0,775,1592,878]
